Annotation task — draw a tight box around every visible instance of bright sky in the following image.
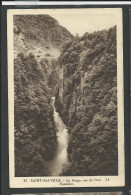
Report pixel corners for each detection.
[49,14,117,36]
[12,9,119,37]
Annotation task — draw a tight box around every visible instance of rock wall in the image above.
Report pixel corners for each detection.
[55,26,118,176]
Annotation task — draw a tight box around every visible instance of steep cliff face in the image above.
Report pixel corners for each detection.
[55,26,117,176]
[14,15,73,176]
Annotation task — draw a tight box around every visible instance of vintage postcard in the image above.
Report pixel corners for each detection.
[8,8,124,188]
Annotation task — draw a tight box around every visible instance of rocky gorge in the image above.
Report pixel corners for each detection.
[14,15,117,176]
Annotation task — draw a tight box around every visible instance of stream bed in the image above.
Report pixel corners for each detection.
[47,97,68,176]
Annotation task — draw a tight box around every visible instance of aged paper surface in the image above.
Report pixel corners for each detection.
[8,8,124,188]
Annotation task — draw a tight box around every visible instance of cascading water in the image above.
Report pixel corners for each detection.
[47,97,68,176]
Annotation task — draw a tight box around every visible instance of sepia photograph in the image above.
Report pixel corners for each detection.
[8,8,124,187]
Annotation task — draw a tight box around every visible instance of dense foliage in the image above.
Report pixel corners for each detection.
[13,14,74,177]
[14,52,58,176]
[14,14,118,176]
[55,26,118,176]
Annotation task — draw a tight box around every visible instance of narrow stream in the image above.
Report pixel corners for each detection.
[47,97,68,176]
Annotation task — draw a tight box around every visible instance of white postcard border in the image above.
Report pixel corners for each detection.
[7,8,125,188]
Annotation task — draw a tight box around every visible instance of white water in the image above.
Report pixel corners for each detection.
[47,97,68,176]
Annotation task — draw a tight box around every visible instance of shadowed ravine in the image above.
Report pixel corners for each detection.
[14,14,118,176]
[47,97,68,176]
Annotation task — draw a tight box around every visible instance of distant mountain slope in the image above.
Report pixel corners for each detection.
[55,26,117,176]
[13,15,73,58]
